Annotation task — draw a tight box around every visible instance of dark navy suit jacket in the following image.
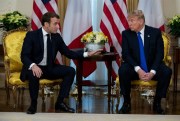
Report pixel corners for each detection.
[20,28,84,81]
[121,25,164,72]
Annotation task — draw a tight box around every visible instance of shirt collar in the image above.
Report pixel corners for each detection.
[139,26,145,35]
[42,27,48,36]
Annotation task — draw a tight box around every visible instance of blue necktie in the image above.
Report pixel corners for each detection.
[137,32,148,72]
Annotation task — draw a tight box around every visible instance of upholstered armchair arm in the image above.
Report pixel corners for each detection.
[164,55,172,67]
[166,56,172,66]
[4,55,10,83]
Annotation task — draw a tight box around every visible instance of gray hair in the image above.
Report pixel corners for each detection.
[128,10,145,22]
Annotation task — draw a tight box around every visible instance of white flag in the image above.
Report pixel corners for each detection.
[138,0,165,31]
[62,0,96,77]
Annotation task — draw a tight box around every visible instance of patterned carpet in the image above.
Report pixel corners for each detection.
[0,112,180,121]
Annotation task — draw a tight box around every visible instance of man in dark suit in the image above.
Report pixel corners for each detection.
[20,12,102,114]
[118,10,172,114]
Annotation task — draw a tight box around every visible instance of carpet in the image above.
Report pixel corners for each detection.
[0,112,179,121]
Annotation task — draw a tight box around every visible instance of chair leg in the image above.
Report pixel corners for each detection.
[41,85,45,102]
[166,88,170,109]
[5,86,10,105]
[5,80,10,105]
[20,88,25,109]
[116,87,120,105]
[115,81,120,113]
[12,86,17,109]
[115,79,120,106]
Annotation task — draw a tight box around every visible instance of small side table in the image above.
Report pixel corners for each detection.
[173,46,180,92]
[75,52,118,103]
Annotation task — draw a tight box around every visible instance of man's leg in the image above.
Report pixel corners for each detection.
[44,65,75,113]
[26,70,40,114]
[153,63,172,114]
[118,63,138,114]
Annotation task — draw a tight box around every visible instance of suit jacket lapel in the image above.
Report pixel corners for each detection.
[144,26,151,61]
[51,35,56,60]
[132,32,140,61]
[132,32,140,62]
[38,29,44,52]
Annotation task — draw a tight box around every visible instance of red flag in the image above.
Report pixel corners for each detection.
[62,0,96,78]
[138,0,165,31]
[31,0,62,64]
[100,0,129,79]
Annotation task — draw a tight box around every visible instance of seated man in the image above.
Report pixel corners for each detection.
[118,10,172,114]
[20,12,102,114]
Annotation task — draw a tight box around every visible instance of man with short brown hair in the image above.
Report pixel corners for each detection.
[21,12,102,114]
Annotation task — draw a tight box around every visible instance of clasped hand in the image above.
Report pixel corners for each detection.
[137,69,154,81]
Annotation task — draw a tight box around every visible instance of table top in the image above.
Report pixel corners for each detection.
[76,52,118,61]
[174,46,180,49]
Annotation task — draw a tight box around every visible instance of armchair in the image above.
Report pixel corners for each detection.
[116,32,172,107]
[2,27,62,108]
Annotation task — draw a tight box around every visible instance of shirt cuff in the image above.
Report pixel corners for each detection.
[150,70,156,75]
[29,63,36,70]
[135,66,156,75]
[83,52,88,57]
[134,66,141,72]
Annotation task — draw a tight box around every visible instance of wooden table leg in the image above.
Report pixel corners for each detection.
[77,60,83,103]
[173,63,178,92]
[107,61,112,102]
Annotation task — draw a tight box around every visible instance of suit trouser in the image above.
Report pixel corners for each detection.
[118,62,172,102]
[27,65,75,103]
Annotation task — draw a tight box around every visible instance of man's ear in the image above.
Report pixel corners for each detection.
[44,22,49,27]
[139,19,144,26]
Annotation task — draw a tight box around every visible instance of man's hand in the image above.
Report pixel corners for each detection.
[144,72,154,81]
[137,69,154,81]
[31,64,43,78]
[87,49,103,56]
[137,68,148,80]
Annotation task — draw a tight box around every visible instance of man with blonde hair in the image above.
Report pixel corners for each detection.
[118,10,172,114]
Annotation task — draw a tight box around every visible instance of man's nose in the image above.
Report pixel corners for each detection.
[56,24,60,29]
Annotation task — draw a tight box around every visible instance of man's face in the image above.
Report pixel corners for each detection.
[46,17,60,33]
[127,16,143,32]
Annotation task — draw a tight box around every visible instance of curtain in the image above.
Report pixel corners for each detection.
[57,0,69,65]
[57,0,68,30]
[57,0,139,31]
[126,0,139,12]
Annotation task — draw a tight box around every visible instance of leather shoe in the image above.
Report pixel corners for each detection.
[27,105,37,114]
[153,103,165,114]
[55,102,75,113]
[118,102,131,114]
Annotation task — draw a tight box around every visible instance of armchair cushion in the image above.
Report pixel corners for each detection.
[9,72,28,85]
[9,72,61,85]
